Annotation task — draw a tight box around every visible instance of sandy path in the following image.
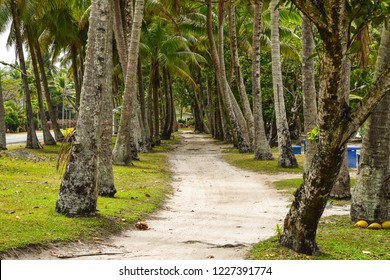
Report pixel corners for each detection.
[9,131,349,260]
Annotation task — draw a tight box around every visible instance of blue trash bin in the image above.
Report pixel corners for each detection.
[347,146,361,168]
[292,145,302,155]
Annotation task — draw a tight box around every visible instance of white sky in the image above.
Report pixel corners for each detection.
[0,24,17,65]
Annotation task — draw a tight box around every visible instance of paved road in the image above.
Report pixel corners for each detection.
[5,132,45,144]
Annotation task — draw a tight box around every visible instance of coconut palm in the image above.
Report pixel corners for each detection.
[252,0,273,160]
[112,0,145,166]
[0,70,6,150]
[56,0,113,216]
[9,0,40,149]
[269,0,298,168]
[351,22,390,224]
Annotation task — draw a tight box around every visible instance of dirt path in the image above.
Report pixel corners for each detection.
[10,132,349,260]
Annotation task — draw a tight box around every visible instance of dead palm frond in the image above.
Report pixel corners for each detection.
[56,128,76,175]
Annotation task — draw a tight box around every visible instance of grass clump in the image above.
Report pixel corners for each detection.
[0,137,178,255]
[247,215,390,260]
[222,147,304,174]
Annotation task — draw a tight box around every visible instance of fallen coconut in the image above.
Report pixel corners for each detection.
[354,220,368,228]
[367,222,382,230]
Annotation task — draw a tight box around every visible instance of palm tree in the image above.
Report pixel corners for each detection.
[301,15,317,172]
[25,27,56,145]
[228,0,254,145]
[252,0,273,160]
[0,70,6,150]
[270,0,298,168]
[206,0,251,152]
[351,22,390,224]
[56,0,113,216]
[112,0,145,166]
[10,0,40,149]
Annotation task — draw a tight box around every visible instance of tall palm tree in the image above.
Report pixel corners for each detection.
[206,0,251,152]
[252,0,273,160]
[351,22,390,224]
[270,0,298,167]
[0,71,6,150]
[10,0,40,149]
[56,0,113,216]
[301,15,317,172]
[112,0,145,166]
[228,0,254,145]
[26,27,56,145]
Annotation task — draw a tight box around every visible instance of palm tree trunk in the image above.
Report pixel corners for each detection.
[97,19,116,197]
[113,0,128,76]
[270,0,298,167]
[252,0,273,160]
[151,62,161,145]
[137,55,152,151]
[331,60,351,199]
[351,22,390,224]
[10,0,40,149]
[229,0,254,144]
[301,15,317,172]
[161,68,173,139]
[26,28,56,146]
[0,74,6,150]
[34,38,64,142]
[71,45,81,109]
[56,0,113,216]
[206,0,251,152]
[112,0,145,165]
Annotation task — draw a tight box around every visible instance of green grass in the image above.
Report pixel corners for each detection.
[272,178,355,206]
[222,147,304,174]
[247,215,390,260]
[0,137,178,255]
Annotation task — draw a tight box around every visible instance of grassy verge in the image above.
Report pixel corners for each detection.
[0,137,178,254]
[222,147,304,174]
[223,147,389,260]
[247,215,390,260]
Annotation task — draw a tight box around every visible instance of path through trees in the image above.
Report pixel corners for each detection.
[8,132,349,260]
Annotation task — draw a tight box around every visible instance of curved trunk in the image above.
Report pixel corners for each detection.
[113,0,128,76]
[228,0,254,144]
[252,0,273,160]
[351,22,390,223]
[26,28,56,146]
[11,0,40,149]
[112,0,145,165]
[206,0,251,153]
[282,0,390,255]
[270,0,297,167]
[35,39,64,142]
[56,0,113,216]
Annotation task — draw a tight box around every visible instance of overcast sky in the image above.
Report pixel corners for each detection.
[0,24,17,65]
